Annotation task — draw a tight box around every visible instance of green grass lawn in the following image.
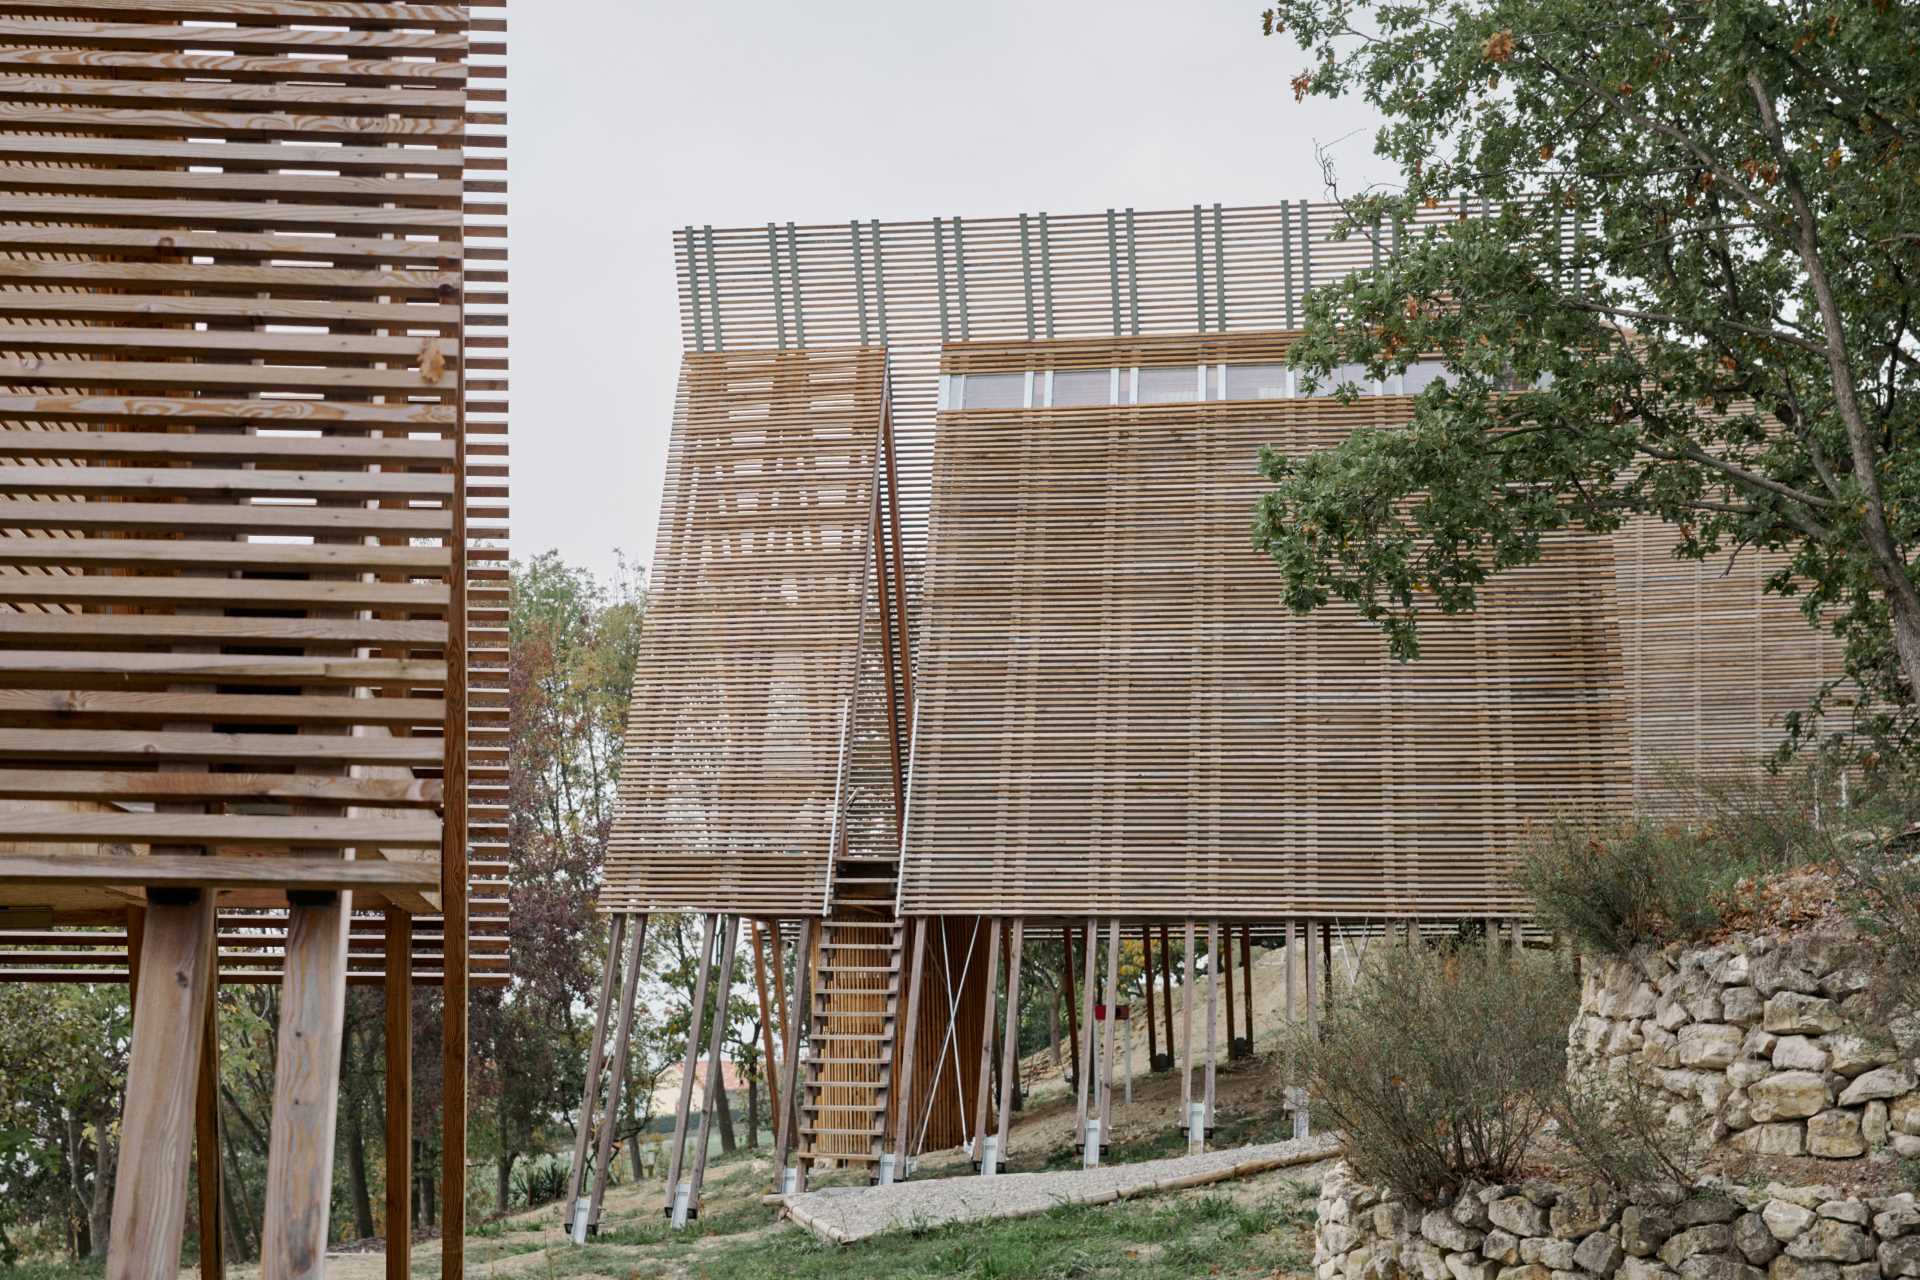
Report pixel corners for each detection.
[679,1186,1318,1280]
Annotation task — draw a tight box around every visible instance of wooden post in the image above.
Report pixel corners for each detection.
[109,889,216,1280]
[1204,918,1219,1131]
[1285,920,1297,1023]
[1304,921,1319,1039]
[564,912,624,1224]
[126,904,145,1026]
[261,891,352,1279]
[688,915,740,1211]
[773,918,815,1186]
[1323,920,1335,1007]
[970,918,1001,1165]
[1141,925,1159,1068]
[588,913,648,1231]
[440,181,473,1280]
[662,914,717,1218]
[769,918,789,1118]
[384,908,412,1280]
[1240,924,1256,1053]
[1098,919,1120,1131]
[1073,915,1097,1152]
[889,916,928,1174]
[750,921,781,1128]
[196,937,224,1280]
[1158,923,1175,1057]
[1180,917,1195,1127]
[1062,926,1081,1085]
[994,921,1024,1167]
[1220,921,1237,1055]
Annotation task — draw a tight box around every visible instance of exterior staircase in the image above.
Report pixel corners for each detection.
[797,915,902,1168]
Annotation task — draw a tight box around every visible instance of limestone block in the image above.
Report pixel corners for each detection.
[1763,994,1842,1036]
[1783,1220,1871,1263]
[1881,1238,1920,1278]
[1496,1266,1552,1280]
[1721,987,1763,1025]
[1623,1206,1679,1257]
[1815,1202,1868,1225]
[1554,1188,1620,1240]
[1424,1209,1486,1253]
[1731,1060,1774,1089]
[1492,1198,1551,1238]
[1679,1025,1746,1069]
[1822,1035,1891,1078]
[1772,1037,1832,1072]
[1750,952,1821,998]
[1731,1123,1806,1156]
[1577,1233,1627,1276]
[1766,1259,1839,1280]
[1733,1214,1780,1266]
[1804,1110,1865,1159]
[1872,1203,1920,1239]
[1620,1260,1677,1280]
[1862,1100,1889,1148]
[1659,1001,1693,1033]
[1749,1072,1832,1122]
[1835,1063,1915,1106]
[1661,1226,1737,1267]
[1484,1231,1522,1265]
[1677,1257,1762,1280]
[1448,1256,1500,1280]
[1762,1202,1817,1242]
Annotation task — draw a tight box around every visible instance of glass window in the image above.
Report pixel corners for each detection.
[1224,363,1290,400]
[1051,368,1110,407]
[960,372,1025,410]
[1137,365,1200,405]
[1402,361,1451,395]
[1300,363,1373,397]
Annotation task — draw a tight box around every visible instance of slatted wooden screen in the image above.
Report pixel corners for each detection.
[896,334,1630,920]
[0,0,509,988]
[673,204,1577,650]
[1614,513,1844,814]
[601,347,895,916]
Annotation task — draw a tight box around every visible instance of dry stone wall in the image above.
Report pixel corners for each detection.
[1315,1165,1920,1280]
[1572,932,1919,1159]
[1315,928,1920,1280]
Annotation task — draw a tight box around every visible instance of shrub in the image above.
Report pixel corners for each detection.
[1517,762,1918,958]
[1288,942,1576,1205]
[1517,816,1744,955]
[1549,1068,1699,1195]
[509,1153,571,1209]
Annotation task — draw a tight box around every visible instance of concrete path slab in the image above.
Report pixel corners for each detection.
[781,1131,1343,1244]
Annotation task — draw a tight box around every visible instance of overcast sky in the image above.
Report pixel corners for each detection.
[510,0,1393,582]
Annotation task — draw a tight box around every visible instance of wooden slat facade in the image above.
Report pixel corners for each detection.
[899,332,1630,920]
[0,0,509,988]
[601,346,897,916]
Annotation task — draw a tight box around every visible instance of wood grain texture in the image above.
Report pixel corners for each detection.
[107,890,215,1280]
[0,0,512,991]
[260,893,351,1279]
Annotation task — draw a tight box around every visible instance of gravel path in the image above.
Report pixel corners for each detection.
[782,1131,1343,1244]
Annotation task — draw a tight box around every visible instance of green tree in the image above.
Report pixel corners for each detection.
[472,550,646,1211]
[0,981,128,1262]
[1255,0,1919,754]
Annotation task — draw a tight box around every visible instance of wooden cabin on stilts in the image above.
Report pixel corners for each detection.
[588,200,1848,1222]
